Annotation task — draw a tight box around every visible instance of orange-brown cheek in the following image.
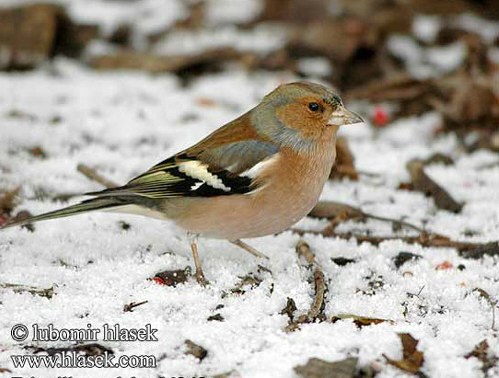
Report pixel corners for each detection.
[276,104,325,138]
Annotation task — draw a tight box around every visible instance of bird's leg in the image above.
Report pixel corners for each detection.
[187,233,209,286]
[230,239,269,260]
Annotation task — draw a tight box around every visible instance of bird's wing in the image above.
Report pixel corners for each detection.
[88,114,279,199]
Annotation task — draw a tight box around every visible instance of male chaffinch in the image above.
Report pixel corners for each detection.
[2,82,363,285]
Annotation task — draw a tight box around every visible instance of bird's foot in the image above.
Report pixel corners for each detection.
[195,268,210,286]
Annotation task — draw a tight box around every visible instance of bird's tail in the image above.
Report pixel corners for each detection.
[0,197,125,230]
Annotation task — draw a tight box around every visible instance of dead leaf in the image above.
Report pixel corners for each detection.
[383,333,424,374]
[407,159,463,213]
[27,146,47,159]
[279,297,297,322]
[330,137,358,180]
[90,48,241,74]
[308,201,364,220]
[0,283,54,299]
[207,313,224,322]
[30,343,113,356]
[151,267,191,287]
[230,273,262,295]
[184,339,208,361]
[331,314,392,327]
[465,340,498,374]
[331,257,356,266]
[393,252,422,269]
[0,188,20,217]
[294,357,358,378]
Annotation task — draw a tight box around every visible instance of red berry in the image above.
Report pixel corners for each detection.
[373,105,389,127]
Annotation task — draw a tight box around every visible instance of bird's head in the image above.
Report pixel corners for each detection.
[250,82,363,150]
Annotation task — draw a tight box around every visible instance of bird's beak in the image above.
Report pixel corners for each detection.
[328,107,364,126]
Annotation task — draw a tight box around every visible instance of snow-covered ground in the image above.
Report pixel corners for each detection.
[0,60,498,378]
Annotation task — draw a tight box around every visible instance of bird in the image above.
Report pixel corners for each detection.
[1,82,363,285]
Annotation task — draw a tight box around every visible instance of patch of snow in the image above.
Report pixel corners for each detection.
[426,42,467,73]
[297,57,333,78]
[453,13,499,44]
[152,24,288,56]
[0,63,497,378]
[387,35,466,78]
[412,15,441,44]
[205,0,263,25]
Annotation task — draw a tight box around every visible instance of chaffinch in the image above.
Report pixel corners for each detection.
[2,82,363,285]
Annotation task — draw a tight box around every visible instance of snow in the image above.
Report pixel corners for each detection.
[152,24,288,56]
[387,35,466,78]
[0,60,497,377]
[297,57,333,78]
[1,0,499,368]
[412,15,441,44]
[205,0,263,26]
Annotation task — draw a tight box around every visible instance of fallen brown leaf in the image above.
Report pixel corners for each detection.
[30,343,112,356]
[0,283,54,299]
[383,333,424,374]
[184,339,208,361]
[294,357,358,378]
[330,137,358,180]
[331,314,392,327]
[0,188,20,217]
[279,297,297,322]
[407,159,462,213]
[151,267,191,287]
[465,340,498,374]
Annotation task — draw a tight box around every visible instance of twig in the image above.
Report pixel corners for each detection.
[364,213,425,234]
[123,300,148,312]
[309,201,425,234]
[407,159,462,213]
[77,164,118,189]
[285,240,327,331]
[291,229,499,259]
[295,239,315,265]
[472,288,497,331]
[307,267,325,320]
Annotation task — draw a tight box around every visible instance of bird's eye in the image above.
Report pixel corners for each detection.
[308,102,320,112]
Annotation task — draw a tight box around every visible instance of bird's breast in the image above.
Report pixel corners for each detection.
[169,138,337,240]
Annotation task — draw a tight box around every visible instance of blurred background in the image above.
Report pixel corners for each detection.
[0,0,497,152]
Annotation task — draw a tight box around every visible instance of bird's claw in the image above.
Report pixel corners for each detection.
[195,269,210,287]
